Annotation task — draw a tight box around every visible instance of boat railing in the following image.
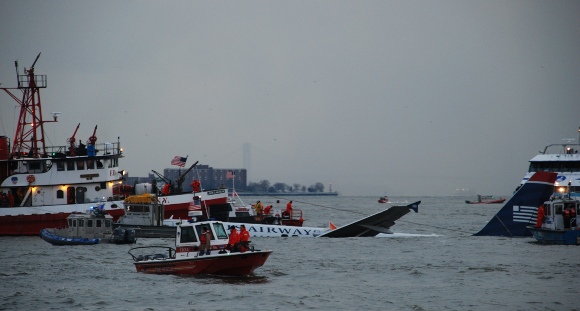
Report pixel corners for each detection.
[541,143,580,156]
[128,246,175,262]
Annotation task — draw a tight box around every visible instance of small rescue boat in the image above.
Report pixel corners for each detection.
[40,206,137,245]
[527,195,579,245]
[128,220,272,276]
[465,195,506,204]
[378,196,389,203]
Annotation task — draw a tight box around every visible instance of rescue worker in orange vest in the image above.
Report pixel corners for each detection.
[535,205,545,228]
[239,224,250,252]
[191,179,201,193]
[563,208,571,229]
[282,201,293,218]
[161,183,170,195]
[570,206,577,227]
[199,226,212,256]
[227,226,240,252]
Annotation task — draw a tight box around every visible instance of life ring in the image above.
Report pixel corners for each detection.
[27,174,35,183]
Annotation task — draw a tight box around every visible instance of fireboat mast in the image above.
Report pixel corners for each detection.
[1,52,56,159]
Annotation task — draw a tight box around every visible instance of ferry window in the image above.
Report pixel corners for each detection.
[108,159,112,168]
[554,204,563,215]
[78,219,84,227]
[180,226,197,243]
[87,159,94,170]
[212,223,228,240]
[67,161,75,171]
[57,162,65,171]
[77,161,85,170]
[100,182,107,190]
[71,219,77,228]
[57,190,64,199]
[87,219,93,227]
[97,160,103,169]
[105,220,112,228]
[96,219,102,227]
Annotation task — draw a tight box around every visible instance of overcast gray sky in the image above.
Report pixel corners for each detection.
[1,1,579,196]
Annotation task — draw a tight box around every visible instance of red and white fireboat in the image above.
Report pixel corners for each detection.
[0,54,227,236]
[128,220,272,276]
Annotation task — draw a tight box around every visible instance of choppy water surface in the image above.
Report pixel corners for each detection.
[1,196,578,311]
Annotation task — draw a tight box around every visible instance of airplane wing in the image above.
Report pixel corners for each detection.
[318,201,420,238]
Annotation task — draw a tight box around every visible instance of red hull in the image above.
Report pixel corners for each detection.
[134,251,272,276]
[0,209,125,236]
[0,191,228,236]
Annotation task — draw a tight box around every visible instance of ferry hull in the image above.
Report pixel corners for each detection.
[134,251,272,276]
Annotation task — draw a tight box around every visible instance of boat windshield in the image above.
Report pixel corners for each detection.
[212,223,228,239]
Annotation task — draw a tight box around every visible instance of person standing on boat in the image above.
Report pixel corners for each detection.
[199,227,212,256]
[535,205,545,228]
[255,201,264,215]
[563,208,571,229]
[227,226,240,252]
[283,201,293,218]
[239,224,250,252]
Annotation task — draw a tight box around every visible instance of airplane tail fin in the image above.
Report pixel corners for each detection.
[329,221,337,230]
[408,201,420,213]
[473,171,557,237]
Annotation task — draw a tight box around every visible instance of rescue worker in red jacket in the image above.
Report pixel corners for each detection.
[227,226,240,252]
[263,205,272,215]
[199,226,212,256]
[239,224,250,252]
[535,205,545,228]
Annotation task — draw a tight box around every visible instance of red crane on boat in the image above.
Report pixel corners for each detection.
[1,52,56,159]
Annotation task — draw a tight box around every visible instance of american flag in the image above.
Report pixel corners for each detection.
[171,156,187,167]
[226,170,235,179]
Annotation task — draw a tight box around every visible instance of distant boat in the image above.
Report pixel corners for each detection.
[465,195,506,204]
[378,196,389,203]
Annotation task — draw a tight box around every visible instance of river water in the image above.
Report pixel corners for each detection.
[1,196,578,311]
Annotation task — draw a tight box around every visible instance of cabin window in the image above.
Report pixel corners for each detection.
[96,219,103,227]
[67,161,75,171]
[78,219,84,227]
[180,226,197,243]
[57,190,64,199]
[87,159,94,169]
[96,160,103,169]
[77,161,85,170]
[105,220,112,228]
[554,204,563,215]
[28,161,41,171]
[100,182,107,190]
[87,219,93,227]
[68,219,73,227]
[545,204,551,216]
[56,162,65,171]
[71,219,77,228]
[212,223,228,239]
